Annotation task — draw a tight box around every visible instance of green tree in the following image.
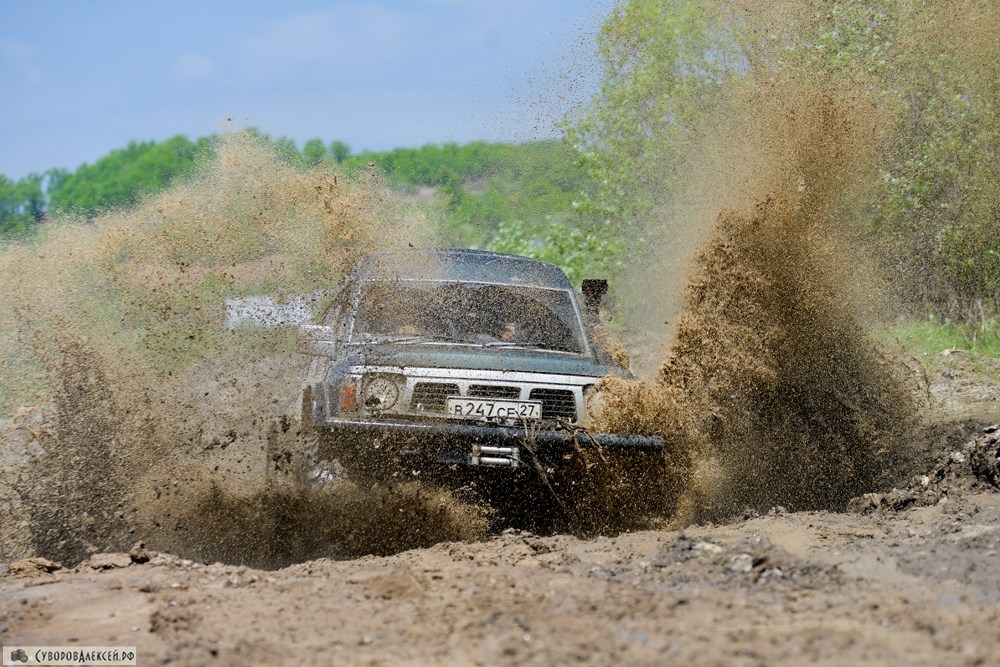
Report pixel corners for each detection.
[866,3,999,321]
[567,0,999,321]
[0,173,46,238]
[330,140,351,163]
[271,136,300,165]
[564,0,734,226]
[302,138,328,166]
[49,135,206,215]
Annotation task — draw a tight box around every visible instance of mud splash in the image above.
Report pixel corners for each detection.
[568,0,1000,524]
[0,132,441,567]
[1,102,922,563]
[131,475,488,569]
[588,82,921,523]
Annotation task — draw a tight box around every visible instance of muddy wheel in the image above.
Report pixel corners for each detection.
[265,414,342,488]
[548,449,670,534]
[281,386,424,488]
[492,470,565,533]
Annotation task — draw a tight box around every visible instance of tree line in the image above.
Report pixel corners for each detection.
[0,132,613,282]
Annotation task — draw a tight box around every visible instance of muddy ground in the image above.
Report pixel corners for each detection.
[1,361,997,666]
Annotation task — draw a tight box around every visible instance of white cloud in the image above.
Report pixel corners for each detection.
[171,52,219,84]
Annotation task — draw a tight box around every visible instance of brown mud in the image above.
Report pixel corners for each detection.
[0,132,449,569]
[586,87,921,529]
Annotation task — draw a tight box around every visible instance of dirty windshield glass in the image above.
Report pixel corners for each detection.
[352,280,586,354]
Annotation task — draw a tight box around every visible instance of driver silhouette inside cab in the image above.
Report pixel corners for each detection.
[499,320,523,342]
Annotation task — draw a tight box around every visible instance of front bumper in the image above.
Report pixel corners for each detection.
[318,417,665,469]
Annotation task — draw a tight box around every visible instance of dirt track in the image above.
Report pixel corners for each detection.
[3,477,999,665]
[2,365,998,666]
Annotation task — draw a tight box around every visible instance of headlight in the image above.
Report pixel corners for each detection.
[583,383,603,425]
[362,375,400,411]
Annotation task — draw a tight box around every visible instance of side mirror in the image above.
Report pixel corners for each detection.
[297,324,338,356]
[581,279,609,319]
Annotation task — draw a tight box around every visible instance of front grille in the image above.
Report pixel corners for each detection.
[410,382,459,412]
[529,388,577,422]
[468,384,520,400]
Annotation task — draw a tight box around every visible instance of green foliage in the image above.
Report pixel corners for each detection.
[5,135,594,253]
[49,135,209,215]
[0,173,46,238]
[875,317,1000,381]
[329,140,352,163]
[788,1,999,321]
[302,138,328,166]
[871,6,998,321]
[5,133,354,229]
[342,141,508,188]
[886,318,1000,359]
[490,217,624,286]
[564,0,735,226]
[338,140,601,262]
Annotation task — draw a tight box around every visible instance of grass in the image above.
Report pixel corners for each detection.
[875,317,1000,381]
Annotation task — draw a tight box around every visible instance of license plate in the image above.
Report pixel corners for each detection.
[446,397,542,421]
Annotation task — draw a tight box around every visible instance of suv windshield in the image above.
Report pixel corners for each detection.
[351,280,586,354]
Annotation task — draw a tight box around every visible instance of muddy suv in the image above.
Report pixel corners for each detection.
[279,248,663,486]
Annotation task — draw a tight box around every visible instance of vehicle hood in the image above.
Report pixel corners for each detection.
[344,343,628,378]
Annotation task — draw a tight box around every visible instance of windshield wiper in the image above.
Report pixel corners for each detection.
[358,333,461,345]
[382,335,439,344]
[481,340,554,350]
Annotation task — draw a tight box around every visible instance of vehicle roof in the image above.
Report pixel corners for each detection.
[349,248,573,290]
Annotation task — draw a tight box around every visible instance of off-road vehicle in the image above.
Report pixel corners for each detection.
[272,248,663,487]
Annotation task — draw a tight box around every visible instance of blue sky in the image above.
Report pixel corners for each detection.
[0,0,611,180]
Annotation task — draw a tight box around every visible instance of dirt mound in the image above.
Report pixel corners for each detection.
[6,556,62,577]
[849,424,1000,513]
